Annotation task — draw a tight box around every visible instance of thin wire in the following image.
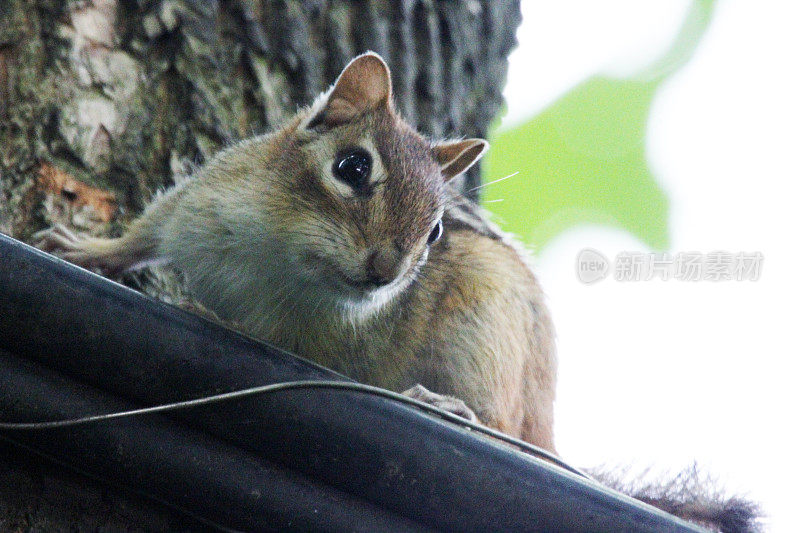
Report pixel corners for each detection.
[0,379,590,479]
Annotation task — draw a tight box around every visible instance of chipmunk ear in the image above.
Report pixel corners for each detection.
[308,52,392,128]
[432,139,489,181]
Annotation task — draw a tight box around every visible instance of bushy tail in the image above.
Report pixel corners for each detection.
[589,463,763,533]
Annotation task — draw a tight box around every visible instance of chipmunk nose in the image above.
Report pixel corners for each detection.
[365,245,402,286]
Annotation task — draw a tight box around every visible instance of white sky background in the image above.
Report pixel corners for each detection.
[501,1,800,531]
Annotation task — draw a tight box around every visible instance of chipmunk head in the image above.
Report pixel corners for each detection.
[262,52,487,314]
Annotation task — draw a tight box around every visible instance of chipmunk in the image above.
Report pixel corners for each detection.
[34,52,762,532]
[36,52,557,452]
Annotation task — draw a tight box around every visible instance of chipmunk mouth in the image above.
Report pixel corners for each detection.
[340,275,395,292]
[301,252,397,298]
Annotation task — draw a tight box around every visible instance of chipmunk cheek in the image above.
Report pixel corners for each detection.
[409,246,429,276]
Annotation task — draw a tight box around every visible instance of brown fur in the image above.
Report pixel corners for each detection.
[33,53,764,531]
[35,53,556,451]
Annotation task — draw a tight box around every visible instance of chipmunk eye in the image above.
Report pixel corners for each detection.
[427,220,443,244]
[333,148,372,189]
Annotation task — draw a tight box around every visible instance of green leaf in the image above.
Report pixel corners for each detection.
[483,0,716,252]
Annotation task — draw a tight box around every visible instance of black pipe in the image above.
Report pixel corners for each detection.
[0,233,705,532]
[0,351,427,532]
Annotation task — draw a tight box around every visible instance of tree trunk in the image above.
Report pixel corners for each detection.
[0,0,520,527]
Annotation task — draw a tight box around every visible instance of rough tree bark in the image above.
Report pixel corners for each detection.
[0,0,521,528]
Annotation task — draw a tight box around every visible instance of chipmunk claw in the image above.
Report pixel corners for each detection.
[32,224,82,255]
[402,384,479,423]
[31,224,112,273]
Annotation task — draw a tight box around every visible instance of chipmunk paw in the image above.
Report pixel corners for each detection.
[32,223,82,255]
[402,384,479,423]
[31,224,114,274]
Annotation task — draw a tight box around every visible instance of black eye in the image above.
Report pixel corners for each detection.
[333,148,372,189]
[427,220,443,244]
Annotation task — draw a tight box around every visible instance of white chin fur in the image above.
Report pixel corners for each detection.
[335,276,410,322]
[295,251,424,324]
